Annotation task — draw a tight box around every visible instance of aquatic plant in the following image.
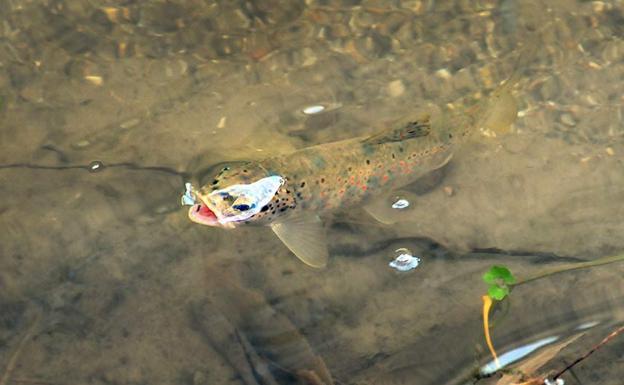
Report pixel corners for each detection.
[479,253,624,384]
[483,265,516,301]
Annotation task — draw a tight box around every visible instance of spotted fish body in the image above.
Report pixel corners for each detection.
[261,120,450,216]
[190,84,518,267]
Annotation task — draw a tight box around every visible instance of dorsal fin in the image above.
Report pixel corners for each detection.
[363,115,431,145]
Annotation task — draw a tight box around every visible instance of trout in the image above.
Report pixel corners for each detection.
[185,82,518,268]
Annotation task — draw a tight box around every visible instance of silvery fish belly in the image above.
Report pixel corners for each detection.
[185,82,518,268]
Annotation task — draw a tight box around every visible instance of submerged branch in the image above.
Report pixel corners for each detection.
[0,313,41,385]
[513,253,624,287]
[552,324,624,380]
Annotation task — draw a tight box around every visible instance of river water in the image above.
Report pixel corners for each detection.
[1,1,623,384]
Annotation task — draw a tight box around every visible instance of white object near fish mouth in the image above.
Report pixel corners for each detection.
[181,182,196,206]
[389,249,420,271]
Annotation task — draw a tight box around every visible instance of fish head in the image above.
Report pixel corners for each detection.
[188,161,284,228]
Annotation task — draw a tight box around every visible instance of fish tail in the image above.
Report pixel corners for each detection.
[473,40,538,136]
[474,79,519,136]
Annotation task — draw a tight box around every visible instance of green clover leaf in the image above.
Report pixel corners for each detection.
[483,265,516,301]
[487,285,509,301]
[483,266,516,285]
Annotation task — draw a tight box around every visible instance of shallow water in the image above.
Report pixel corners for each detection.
[1,1,623,384]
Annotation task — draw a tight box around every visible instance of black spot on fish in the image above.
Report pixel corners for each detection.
[212,180,218,185]
[449,133,453,138]
[261,205,269,212]
[280,207,287,212]
[399,147,404,152]
[348,167,352,172]
[286,189,291,194]
[366,159,370,165]
[321,178,325,183]
[300,181,306,188]
[243,169,248,173]
[392,153,396,159]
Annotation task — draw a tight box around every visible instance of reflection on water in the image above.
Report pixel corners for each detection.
[1,1,623,384]
[480,335,559,376]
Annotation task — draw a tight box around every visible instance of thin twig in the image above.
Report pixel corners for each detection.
[552,325,624,380]
[0,162,188,179]
[0,314,41,385]
[12,379,59,385]
[513,253,624,287]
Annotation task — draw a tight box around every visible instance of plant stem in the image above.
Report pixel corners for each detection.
[552,324,624,380]
[0,313,40,385]
[513,253,624,287]
[482,295,500,368]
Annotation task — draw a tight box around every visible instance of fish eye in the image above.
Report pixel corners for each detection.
[233,204,251,211]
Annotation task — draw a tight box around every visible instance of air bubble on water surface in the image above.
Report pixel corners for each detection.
[391,198,410,209]
[389,248,420,272]
[88,161,104,173]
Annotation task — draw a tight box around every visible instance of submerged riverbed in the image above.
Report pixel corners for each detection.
[1,1,623,384]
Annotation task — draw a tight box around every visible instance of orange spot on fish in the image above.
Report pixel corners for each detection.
[383,175,389,181]
[361,185,367,192]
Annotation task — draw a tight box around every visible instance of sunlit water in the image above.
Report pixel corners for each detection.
[1,1,623,385]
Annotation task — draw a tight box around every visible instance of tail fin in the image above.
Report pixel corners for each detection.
[474,79,519,136]
[477,40,538,136]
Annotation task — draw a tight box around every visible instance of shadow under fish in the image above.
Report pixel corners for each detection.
[188,278,333,385]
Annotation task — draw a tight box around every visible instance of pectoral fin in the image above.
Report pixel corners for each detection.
[270,214,328,268]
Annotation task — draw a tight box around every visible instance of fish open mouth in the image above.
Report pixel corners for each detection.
[188,203,219,226]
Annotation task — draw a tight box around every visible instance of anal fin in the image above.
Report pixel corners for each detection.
[271,214,328,268]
